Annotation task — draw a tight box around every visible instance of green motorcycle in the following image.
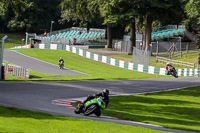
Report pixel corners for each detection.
[74,97,106,116]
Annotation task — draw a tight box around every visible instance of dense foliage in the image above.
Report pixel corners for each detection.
[185,0,200,25]
[0,0,61,32]
[1,0,200,48]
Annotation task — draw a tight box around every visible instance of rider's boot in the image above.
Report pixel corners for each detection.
[75,103,84,114]
[167,72,170,75]
[79,103,84,110]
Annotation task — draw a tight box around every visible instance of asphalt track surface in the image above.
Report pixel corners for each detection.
[2,49,199,132]
[0,78,200,133]
[3,50,87,75]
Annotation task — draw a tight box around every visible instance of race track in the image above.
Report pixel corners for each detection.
[0,78,199,133]
[3,50,87,75]
[1,49,199,132]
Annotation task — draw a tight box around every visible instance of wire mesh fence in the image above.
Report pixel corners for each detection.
[113,34,143,52]
[151,39,198,59]
[132,47,151,66]
[113,39,130,52]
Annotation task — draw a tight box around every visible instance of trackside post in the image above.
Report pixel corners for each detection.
[0,35,8,80]
[198,49,200,77]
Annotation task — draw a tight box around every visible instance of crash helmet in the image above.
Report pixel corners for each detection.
[166,62,171,66]
[102,89,109,97]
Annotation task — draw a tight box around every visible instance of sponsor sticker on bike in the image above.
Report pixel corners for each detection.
[97,97,101,105]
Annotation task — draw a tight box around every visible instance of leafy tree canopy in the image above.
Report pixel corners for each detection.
[186,0,200,24]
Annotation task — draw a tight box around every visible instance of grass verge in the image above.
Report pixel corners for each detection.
[2,61,23,80]
[0,33,25,49]
[16,49,168,80]
[0,105,167,133]
[105,51,198,69]
[102,86,200,132]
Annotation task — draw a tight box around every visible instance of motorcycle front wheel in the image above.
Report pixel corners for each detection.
[84,104,97,116]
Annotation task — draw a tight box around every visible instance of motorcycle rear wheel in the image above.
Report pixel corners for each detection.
[74,108,81,114]
[173,71,178,78]
[94,110,101,117]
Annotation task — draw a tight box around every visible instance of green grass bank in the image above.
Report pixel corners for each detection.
[103,86,200,132]
[17,49,167,80]
[0,105,166,133]
[105,51,198,69]
[0,33,25,49]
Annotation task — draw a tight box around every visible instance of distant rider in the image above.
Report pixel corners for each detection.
[79,89,110,110]
[165,62,174,75]
[59,57,64,66]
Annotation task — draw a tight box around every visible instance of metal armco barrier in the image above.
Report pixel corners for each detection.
[3,64,30,78]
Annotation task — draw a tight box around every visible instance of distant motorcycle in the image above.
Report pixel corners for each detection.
[74,96,106,117]
[59,61,64,69]
[168,66,178,78]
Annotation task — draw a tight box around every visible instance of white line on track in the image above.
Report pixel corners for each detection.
[110,85,200,96]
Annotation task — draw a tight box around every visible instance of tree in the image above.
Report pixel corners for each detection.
[135,0,186,51]
[0,0,15,31]
[129,18,136,55]
[185,0,200,25]
[113,0,138,54]
[185,0,200,48]
[0,0,61,32]
[29,0,61,32]
[61,0,118,48]
[7,0,33,31]
[60,0,102,27]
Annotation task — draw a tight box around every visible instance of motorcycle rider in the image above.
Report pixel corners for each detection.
[59,57,64,66]
[78,89,109,110]
[165,62,174,75]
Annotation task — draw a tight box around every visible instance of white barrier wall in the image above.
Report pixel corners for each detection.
[3,64,30,78]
